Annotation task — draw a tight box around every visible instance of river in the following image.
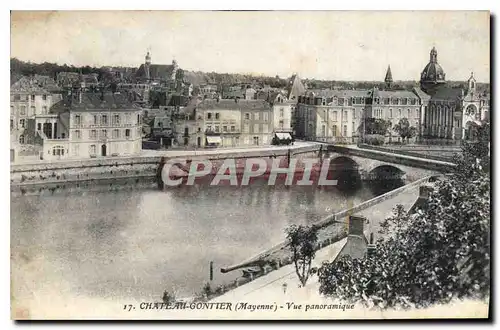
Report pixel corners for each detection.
[11,177,403,303]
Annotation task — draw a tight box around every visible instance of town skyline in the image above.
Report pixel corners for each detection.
[11,11,490,83]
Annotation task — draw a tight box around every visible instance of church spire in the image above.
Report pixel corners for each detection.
[384,65,393,89]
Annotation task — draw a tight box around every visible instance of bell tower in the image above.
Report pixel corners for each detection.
[145,50,151,81]
[467,71,476,94]
[384,65,393,89]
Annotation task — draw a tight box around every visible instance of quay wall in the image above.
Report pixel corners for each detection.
[10,145,322,195]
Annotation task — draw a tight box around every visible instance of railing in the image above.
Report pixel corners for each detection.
[358,143,458,163]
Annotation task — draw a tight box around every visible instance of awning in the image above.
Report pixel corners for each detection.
[275,132,292,140]
[206,136,222,144]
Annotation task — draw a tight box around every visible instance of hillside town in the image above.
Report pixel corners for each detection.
[10,46,489,163]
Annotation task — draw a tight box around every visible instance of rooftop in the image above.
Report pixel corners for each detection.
[197,99,272,111]
[50,91,140,113]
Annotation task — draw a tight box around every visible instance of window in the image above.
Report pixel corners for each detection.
[279,120,284,129]
[245,113,250,120]
[353,110,357,119]
[263,112,269,121]
[215,113,220,120]
[207,112,212,120]
[384,98,390,105]
[321,125,326,136]
[215,126,220,133]
[20,119,25,128]
[206,125,212,132]
[91,130,97,139]
[254,113,259,120]
[279,108,284,117]
[90,144,96,155]
[93,115,98,125]
[253,124,259,133]
[332,125,337,137]
[102,129,108,138]
[52,146,65,156]
[42,94,47,101]
[102,115,108,125]
[37,123,41,131]
[72,144,80,156]
[75,130,81,139]
[243,123,249,133]
[137,114,140,124]
[253,136,259,145]
[11,119,14,130]
[223,126,228,132]
[20,106,26,116]
[125,129,131,138]
[398,109,402,118]
[332,111,338,121]
[75,114,81,125]
[31,95,35,101]
[402,98,408,105]
[343,111,348,121]
[113,114,120,125]
[407,109,411,117]
[389,109,393,118]
[19,135,24,144]
[343,125,347,136]
[231,125,235,132]
[14,94,20,101]
[415,109,420,118]
[30,106,35,116]
[42,106,47,114]
[338,98,344,106]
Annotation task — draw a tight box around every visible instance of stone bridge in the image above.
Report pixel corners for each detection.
[318,144,456,182]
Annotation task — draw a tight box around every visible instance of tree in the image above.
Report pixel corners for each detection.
[393,118,417,143]
[362,118,391,136]
[286,224,319,287]
[162,290,175,304]
[317,134,490,309]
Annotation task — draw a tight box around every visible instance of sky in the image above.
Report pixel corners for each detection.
[10,11,490,82]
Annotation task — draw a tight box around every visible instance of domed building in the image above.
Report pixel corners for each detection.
[415,47,490,141]
[420,47,446,94]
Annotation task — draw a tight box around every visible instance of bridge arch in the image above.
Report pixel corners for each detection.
[327,156,362,191]
[366,165,406,195]
[367,164,405,180]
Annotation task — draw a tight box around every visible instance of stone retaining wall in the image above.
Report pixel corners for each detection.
[10,145,322,194]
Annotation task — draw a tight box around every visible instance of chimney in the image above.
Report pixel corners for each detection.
[348,215,365,237]
[419,184,434,200]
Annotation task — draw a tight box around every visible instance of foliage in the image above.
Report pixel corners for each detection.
[393,118,417,143]
[361,118,392,136]
[364,134,385,146]
[286,224,319,287]
[453,122,490,180]
[162,290,176,304]
[317,133,490,309]
[203,282,212,298]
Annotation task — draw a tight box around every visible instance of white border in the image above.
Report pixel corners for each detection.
[2,1,497,329]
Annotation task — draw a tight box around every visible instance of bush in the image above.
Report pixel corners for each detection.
[364,134,385,146]
[317,130,490,309]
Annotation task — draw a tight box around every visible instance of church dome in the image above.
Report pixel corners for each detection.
[420,47,446,85]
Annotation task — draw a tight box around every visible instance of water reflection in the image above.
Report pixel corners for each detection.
[12,177,380,301]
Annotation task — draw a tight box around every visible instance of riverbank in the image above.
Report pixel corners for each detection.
[206,176,431,300]
[10,143,322,195]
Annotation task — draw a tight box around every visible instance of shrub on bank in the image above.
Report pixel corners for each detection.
[364,134,385,146]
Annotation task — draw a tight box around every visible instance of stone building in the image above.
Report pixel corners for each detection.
[172,98,273,148]
[29,88,143,161]
[416,47,490,141]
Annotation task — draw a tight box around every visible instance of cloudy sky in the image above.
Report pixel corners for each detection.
[11,11,490,82]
